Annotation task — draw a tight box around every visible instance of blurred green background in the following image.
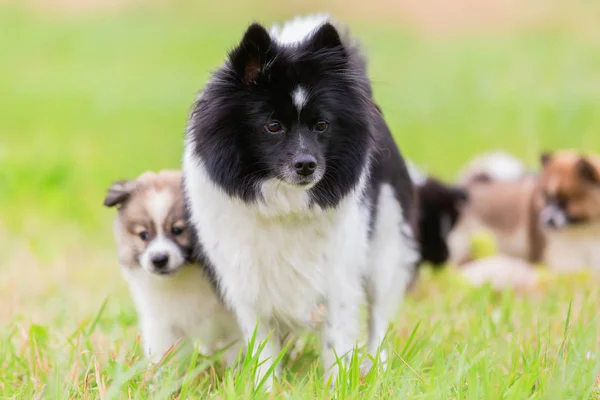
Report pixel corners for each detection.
[1,0,600,322]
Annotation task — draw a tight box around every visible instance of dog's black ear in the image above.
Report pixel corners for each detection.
[540,151,552,167]
[104,180,136,208]
[307,23,345,53]
[229,23,272,86]
[577,157,599,184]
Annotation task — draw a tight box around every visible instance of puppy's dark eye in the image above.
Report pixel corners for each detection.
[314,120,329,133]
[138,231,149,241]
[264,121,284,134]
[171,226,184,236]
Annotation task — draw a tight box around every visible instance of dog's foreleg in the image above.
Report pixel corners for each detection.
[322,262,363,385]
[235,307,282,391]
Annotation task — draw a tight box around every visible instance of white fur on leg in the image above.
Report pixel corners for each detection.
[235,308,281,391]
[121,265,241,366]
[142,322,185,364]
[321,200,369,383]
[365,184,418,368]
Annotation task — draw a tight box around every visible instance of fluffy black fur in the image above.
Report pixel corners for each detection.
[416,177,467,266]
[187,22,378,210]
[186,21,417,277]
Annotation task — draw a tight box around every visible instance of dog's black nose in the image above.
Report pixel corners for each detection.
[294,155,317,177]
[151,254,169,269]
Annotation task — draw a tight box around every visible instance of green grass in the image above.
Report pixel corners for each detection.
[2,3,600,398]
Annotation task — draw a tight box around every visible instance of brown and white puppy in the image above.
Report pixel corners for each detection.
[449,150,600,272]
[104,170,241,365]
[536,150,600,271]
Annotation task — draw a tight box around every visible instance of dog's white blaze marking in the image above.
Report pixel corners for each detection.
[292,86,308,112]
[147,189,173,233]
[269,14,330,45]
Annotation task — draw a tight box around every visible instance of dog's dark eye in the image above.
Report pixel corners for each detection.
[264,121,284,134]
[314,120,329,133]
[138,231,149,241]
[171,226,184,236]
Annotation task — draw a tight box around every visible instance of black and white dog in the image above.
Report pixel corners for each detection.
[183,15,418,388]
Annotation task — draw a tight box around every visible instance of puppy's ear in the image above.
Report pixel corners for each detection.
[576,157,600,184]
[307,23,345,54]
[104,180,136,208]
[229,23,272,86]
[540,152,552,167]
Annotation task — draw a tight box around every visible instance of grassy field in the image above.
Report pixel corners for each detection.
[2,1,600,398]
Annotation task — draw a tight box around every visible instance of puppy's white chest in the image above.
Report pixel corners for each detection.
[544,224,600,272]
[123,266,226,340]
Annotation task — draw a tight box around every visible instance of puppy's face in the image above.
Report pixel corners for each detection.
[104,170,194,275]
[537,151,600,230]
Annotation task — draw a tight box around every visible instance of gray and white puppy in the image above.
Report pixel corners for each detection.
[104,169,240,365]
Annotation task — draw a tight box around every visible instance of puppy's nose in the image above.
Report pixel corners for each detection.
[294,155,317,177]
[151,253,169,269]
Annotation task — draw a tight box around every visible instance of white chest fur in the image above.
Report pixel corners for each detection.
[121,265,240,362]
[184,151,370,330]
[544,223,600,272]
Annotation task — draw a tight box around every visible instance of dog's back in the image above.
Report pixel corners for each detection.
[448,175,542,266]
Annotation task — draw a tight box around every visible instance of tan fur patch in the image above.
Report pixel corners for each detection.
[537,150,600,222]
[110,170,193,268]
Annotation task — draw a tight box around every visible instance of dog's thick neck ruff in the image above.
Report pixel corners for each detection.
[185,16,373,212]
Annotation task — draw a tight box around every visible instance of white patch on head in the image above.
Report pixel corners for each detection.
[406,161,428,187]
[269,14,331,46]
[458,151,527,186]
[147,189,173,228]
[292,86,308,112]
[484,152,527,181]
[137,188,187,274]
